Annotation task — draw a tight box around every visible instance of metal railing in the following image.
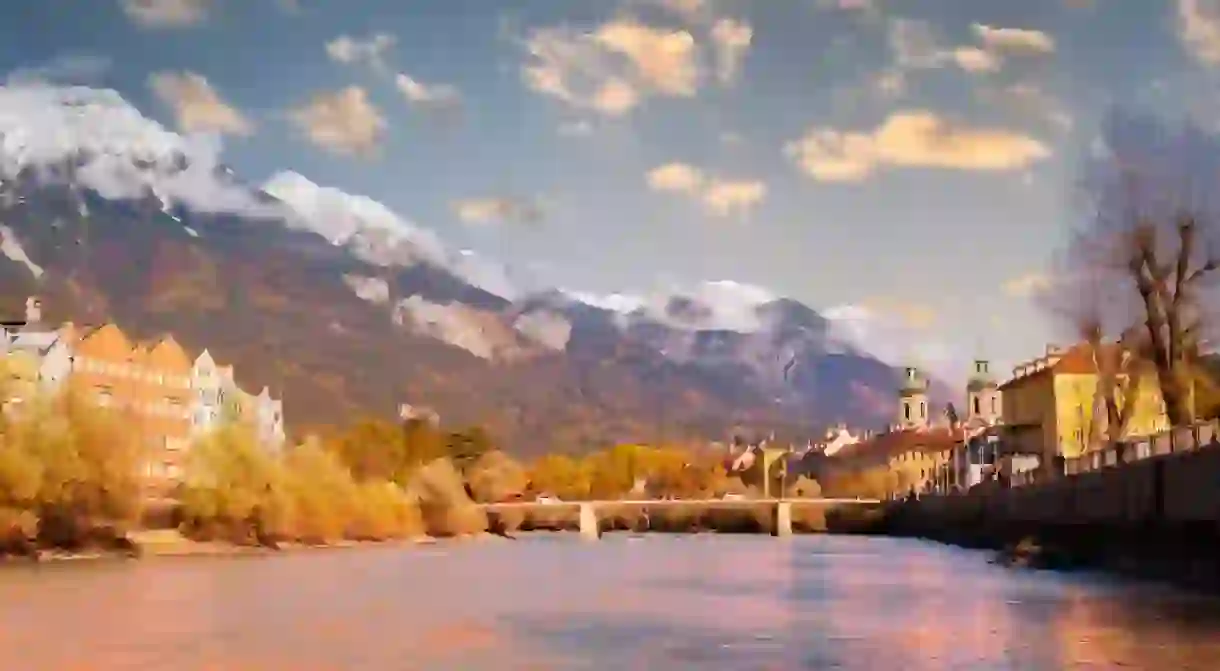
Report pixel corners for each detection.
[1061,418,1220,477]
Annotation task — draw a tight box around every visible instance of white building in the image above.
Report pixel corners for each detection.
[255,385,286,450]
[189,349,226,437]
[190,350,286,450]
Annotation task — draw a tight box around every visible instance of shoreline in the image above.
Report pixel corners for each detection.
[0,530,518,565]
[871,501,1220,594]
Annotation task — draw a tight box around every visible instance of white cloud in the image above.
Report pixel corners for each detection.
[785,110,1051,182]
[594,20,699,96]
[7,54,112,86]
[520,19,700,116]
[265,171,519,298]
[1178,0,1220,65]
[971,23,1056,55]
[710,18,753,85]
[1003,271,1053,297]
[120,0,210,28]
[882,18,1055,85]
[647,161,704,192]
[149,71,252,136]
[452,196,544,226]
[394,73,461,109]
[824,303,960,384]
[950,47,1001,73]
[702,178,766,217]
[647,162,765,217]
[565,279,776,332]
[0,83,274,217]
[288,87,385,157]
[326,33,397,72]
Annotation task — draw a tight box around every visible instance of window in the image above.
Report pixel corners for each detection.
[904,402,911,420]
[973,396,981,415]
[991,397,997,414]
[920,402,926,419]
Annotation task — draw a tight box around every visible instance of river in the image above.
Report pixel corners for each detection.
[1,534,1219,670]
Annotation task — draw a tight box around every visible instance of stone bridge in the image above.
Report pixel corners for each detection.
[479,498,881,540]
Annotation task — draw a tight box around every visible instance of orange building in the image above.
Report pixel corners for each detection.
[68,324,194,483]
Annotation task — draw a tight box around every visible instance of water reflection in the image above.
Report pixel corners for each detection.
[0,535,1217,670]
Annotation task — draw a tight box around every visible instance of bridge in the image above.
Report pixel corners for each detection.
[480,498,882,540]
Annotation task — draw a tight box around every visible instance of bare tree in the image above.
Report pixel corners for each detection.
[1046,111,1220,429]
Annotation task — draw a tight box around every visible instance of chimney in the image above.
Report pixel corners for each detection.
[1045,343,1061,356]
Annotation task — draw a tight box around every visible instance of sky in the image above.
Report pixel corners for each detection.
[1,0,1217,383]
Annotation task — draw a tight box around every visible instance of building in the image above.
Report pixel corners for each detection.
[897,366,931,431]
[999,342,1179,470]
[4,297,288,483]
[965,359,1002,425]
[67,324,195,483]
[254,385,286,449]
[135,335,194,481]
[190,350,226,436]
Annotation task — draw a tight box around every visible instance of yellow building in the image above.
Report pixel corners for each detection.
[999,342,1182,463]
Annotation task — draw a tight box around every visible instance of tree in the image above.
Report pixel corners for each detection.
[1049,111,1220,428]
[328,417,406,484]
[529,454,590,501]
[445,426,493,466]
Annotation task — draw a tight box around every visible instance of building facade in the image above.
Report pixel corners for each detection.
[4,297,289,483]
[999,342,1179,467]
[897,366,930,431]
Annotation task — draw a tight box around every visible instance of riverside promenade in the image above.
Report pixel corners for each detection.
[879,420,1220,587]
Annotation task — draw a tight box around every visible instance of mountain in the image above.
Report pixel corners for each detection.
[0,84,935,453]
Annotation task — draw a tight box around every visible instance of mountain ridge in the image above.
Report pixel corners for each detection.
[0,82,945,453]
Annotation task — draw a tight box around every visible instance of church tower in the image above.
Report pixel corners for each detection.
[965,359,1001,425]
[897,366,930,430]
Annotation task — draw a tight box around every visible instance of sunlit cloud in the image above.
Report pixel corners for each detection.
[119,0,210,28]
[149,71,253,136]
[785,110,1051,182]
[646,162,765,217]
[1178,0,1220,65]
[288,86,385,157]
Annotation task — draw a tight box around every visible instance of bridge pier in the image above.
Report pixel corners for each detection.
[578,503,600,540]
[773,501,792,538]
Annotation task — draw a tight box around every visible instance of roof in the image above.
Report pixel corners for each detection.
[829,426,961,464]
[9,330,60,352]
[999,342,1111,390]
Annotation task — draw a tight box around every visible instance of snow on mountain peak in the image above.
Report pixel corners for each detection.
[263,170,519,299]
[0,83,274,217]
[560,279,776,332]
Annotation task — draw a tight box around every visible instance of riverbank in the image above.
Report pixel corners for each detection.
[872,498,1220,593]
[0,529,521,564]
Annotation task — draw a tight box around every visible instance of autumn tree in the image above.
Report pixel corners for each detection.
[529,454,590,501]
[327,416,448,486]
[445,425,493,467]
[1049,111,1220,429]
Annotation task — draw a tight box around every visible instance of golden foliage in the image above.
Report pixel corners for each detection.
[178,426,424,544]
[0,383,148,548]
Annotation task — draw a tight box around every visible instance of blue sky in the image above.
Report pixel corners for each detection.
[1,0,1216,381]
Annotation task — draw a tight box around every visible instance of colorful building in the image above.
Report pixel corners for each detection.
[3,297,288,482]
[999,342,1181,466]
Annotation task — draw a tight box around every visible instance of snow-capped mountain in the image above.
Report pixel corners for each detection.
[0,82,935,449]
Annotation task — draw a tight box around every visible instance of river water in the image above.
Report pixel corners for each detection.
[1,534,1219,670]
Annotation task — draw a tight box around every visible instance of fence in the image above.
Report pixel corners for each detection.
[1005,419,1220,487]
